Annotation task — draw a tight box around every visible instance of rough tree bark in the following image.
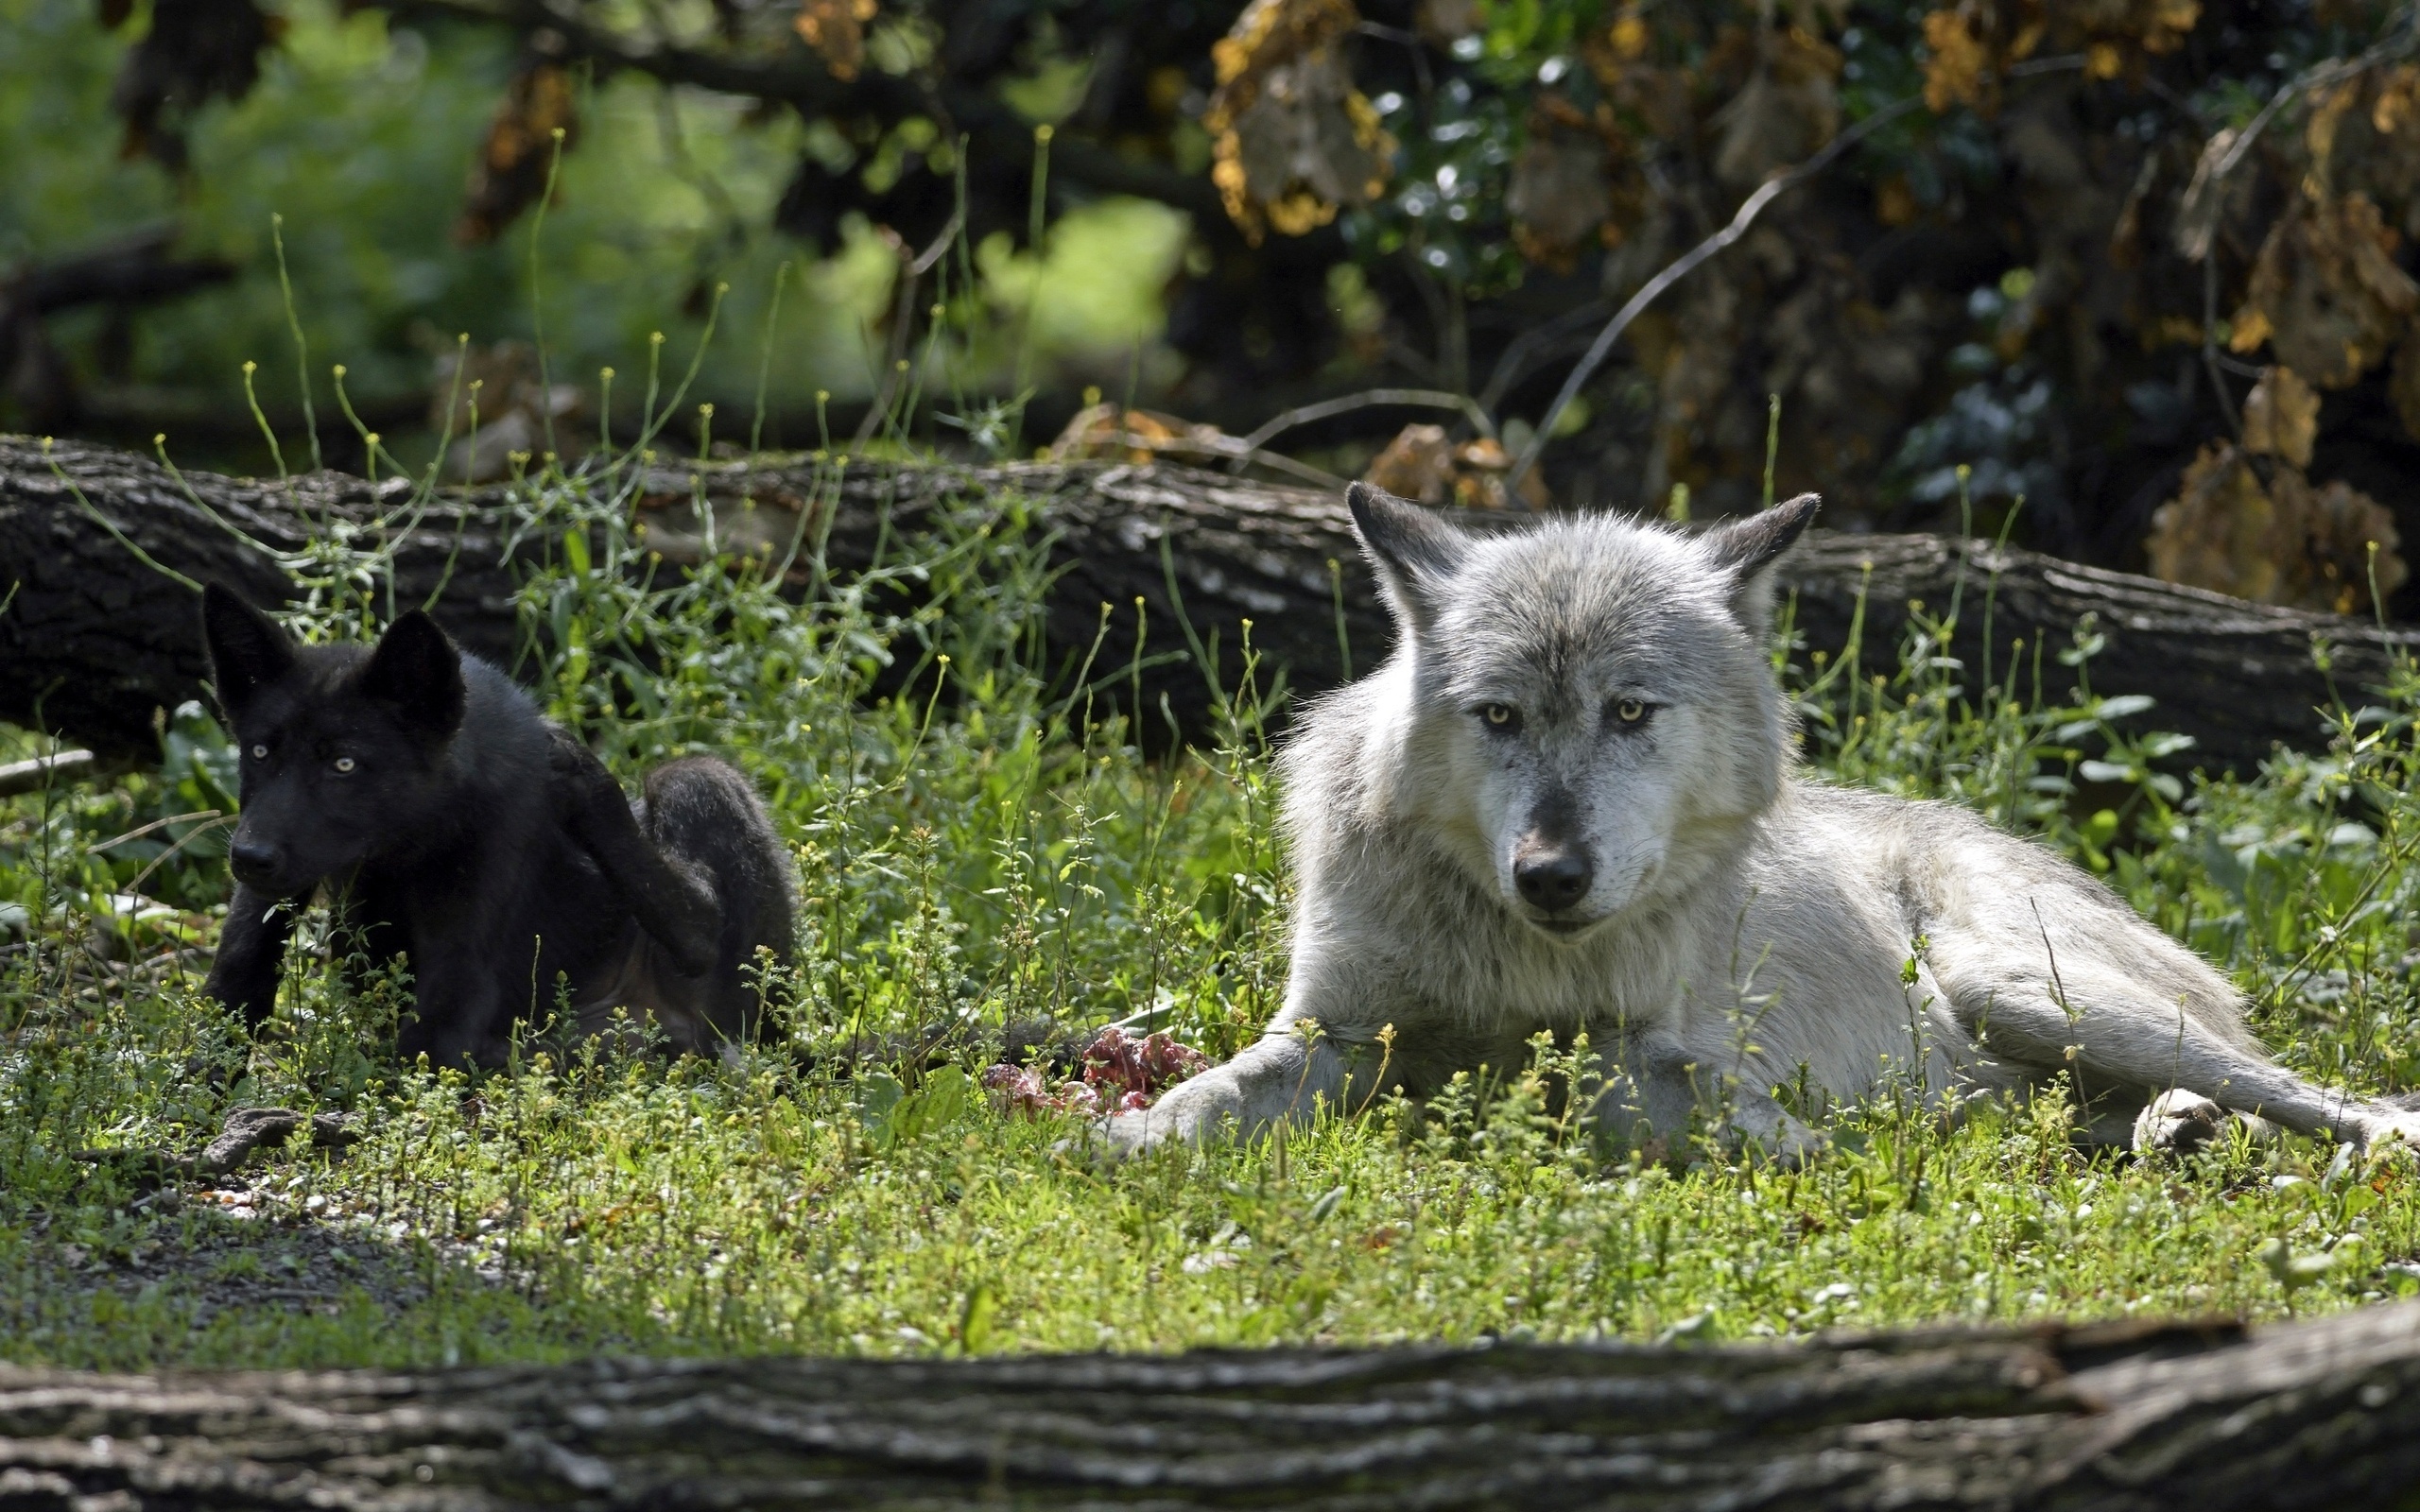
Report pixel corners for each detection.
[3,1304,2420,1508]
[4,434,2415,770]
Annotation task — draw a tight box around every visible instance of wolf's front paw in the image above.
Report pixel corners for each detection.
[1111,1105,1189,1154]
[2134,1089,2228,1156]
[1054,1109,1167,1165]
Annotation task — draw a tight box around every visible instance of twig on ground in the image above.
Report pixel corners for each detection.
[1227,389,1497,474]
[0,748,96,799]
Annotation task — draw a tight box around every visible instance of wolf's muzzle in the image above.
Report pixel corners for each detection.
[1514,849,1593,913]
[229,839,281,885]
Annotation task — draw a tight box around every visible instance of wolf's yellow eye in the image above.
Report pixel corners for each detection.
[250,744,268,760]
[1616,698,1646,723]
[1481,703,1516,728]
[333,756,356,774]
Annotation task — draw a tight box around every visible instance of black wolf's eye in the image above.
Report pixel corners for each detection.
[249,744,268,760]
[333,756,356,774]
[1615,698,1647,724]
[1479,703,1519,730]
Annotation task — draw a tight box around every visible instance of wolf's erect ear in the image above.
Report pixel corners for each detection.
[1701,492,1820,636]
[359,610,466,738]
[200,583,297,716]
[1347,481,1468,633]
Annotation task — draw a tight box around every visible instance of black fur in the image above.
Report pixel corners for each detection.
[198,586,797,1069]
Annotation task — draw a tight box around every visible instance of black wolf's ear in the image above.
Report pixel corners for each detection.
[1702,492,1819,636]
[200,583,297,716]
[358,610,465,738]
[1347,481,1468,633]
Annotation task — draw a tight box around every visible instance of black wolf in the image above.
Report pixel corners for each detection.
[198,585,796,1068]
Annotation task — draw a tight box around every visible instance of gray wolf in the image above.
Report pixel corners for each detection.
[199,586,795,1068]
[1106,484,2419,1160]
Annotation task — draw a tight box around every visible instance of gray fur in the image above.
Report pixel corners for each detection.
[1105,486,2418,1160]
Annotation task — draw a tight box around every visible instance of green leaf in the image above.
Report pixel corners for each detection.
[959,1280,998,1354]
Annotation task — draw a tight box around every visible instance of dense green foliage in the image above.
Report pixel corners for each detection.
[8,441,2420,1369]
[0,0,1188,470]
[19,0,2420,592]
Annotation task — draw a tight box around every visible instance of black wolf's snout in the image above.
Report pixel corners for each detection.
[228,839,283,889]
[1514,849,1593,912]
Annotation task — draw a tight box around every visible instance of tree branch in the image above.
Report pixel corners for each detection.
[3,1305,2420,1506]
[386,0,1232,222]
[6,437,2415,773]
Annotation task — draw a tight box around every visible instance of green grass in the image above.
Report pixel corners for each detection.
[8,455,2420,1373]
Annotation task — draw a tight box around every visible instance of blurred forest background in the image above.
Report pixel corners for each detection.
[6,0,2420,617]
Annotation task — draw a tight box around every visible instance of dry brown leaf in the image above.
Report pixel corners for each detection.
[2393,322,2420,442]
[2239,366,2319,467]
[2230,191,2420,387]
[104,0,284,167]
[1360,425,1547,510]
[2145,440,2403,613]
[2296,473,2408,612]
[1875,176,1920,226]
[1509,96,1637,268]
[1920,1,2195,115]
[1918,2,2040,115]
[1049,404,1235,465]
[2076,0,2200,58]
[2147,442,2280,603]
[1510,134,1614,266]
[2306,63,2420,238]
[454,62,579,246]
[1450,436,1551,510]
[1634,254,1950,520]
[796,0,879,81]
[1362,423,1455,504]
[1412,0,1481,47]
[1607,9,1651,61]
[1921,8,1992,113]
[1582,14,1694,141]
[1710,26,1841,189]
[1207,0,1393,243]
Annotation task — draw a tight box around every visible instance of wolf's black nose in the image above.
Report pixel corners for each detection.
[229,840,280,885]
[1515,850,1593,911]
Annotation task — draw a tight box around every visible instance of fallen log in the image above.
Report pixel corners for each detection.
[1,1303,2417,1508]
[3,434,2414,770]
